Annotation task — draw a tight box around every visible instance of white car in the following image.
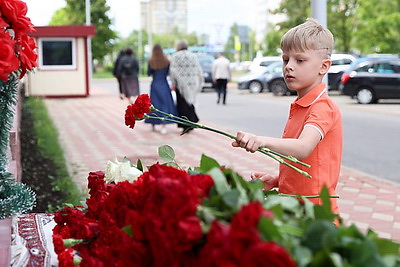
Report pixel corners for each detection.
[248,56,281,73]
[328,53,357,90]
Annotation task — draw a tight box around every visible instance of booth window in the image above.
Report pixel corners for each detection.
[38,38,76,70]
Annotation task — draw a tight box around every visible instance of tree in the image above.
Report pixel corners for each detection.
[224,23,256,62]
[327,0,358,53]
[352,0,400,54]
[49,0,117,63]
[262,0,399,55]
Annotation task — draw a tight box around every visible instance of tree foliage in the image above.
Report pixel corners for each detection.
[352,0,400,54]
[49,0,117,62]
[263,0,399,56]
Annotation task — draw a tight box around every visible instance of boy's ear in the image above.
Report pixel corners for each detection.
[319,59,332,75]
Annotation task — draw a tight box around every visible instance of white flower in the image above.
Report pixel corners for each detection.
[104,157,142,183]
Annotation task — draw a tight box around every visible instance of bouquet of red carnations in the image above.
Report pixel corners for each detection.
[52,147,399,266]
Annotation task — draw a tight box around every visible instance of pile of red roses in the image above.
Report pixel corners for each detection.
[0,0,37,81]
[52,163,296,266]
[52,149,400,266]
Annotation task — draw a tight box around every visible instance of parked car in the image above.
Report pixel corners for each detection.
[339,57,400,104]
[237,61,281,93]
[195,53,215,91]
[327,53,357,90]
[237,61,295,95]
[248,56,281,72]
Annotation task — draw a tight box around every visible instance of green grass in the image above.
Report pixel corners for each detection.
[92,67,114,79]
[21,97,83,212]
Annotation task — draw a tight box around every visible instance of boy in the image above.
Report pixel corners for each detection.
[232,18,342,214]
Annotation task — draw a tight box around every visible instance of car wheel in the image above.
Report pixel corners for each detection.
[356,88,375,104]
[271,80,288,96]
[249,81,262,93]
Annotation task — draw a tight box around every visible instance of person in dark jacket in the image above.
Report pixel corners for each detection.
[116,47,140,103]
[112,49,126,100]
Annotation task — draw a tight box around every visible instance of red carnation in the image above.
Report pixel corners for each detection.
[124,94,152,128]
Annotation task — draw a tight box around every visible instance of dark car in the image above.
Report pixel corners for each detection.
[195,53,215,91]
[339,57,400,104]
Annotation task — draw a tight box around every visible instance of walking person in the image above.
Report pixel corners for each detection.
[112,49,125,100]
[212,52,231,105]
[169,40,203,134]
[116,47,140,104]
[144,44,177,135]
[232,18,342,216]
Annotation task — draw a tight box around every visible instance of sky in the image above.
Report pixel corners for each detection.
[23,0,255,44]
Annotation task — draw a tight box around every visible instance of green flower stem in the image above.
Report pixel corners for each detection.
[257,148,312,179]
[146,107,312,178]
[278,193,339,198]
[259,147,311,168]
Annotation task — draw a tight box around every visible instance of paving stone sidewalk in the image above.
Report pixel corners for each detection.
[43,86,400,242]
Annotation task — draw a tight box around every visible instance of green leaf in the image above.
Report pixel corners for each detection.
[302,220,338,252]
[136,159,143,172]
[208,168,230,195]
[367,230,400,256]
[158,145,175,162]
[258,216,282,241]
[121,225,133,237]
[199,154,221,172]
[313,186,336,222]
[222,189,240,208]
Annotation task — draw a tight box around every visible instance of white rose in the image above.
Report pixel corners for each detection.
[104,157,142,183]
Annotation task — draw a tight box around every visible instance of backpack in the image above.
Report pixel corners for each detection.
[122,59,134,76]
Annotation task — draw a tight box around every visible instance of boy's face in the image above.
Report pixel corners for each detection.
[281,49,331,97]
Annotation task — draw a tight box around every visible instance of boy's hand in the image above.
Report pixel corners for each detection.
[251,172,278,190]
[231,131,261,153]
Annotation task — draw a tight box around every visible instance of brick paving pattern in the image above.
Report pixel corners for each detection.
[44,86,400,242]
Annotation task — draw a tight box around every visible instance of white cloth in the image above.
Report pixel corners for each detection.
[212,56,231,80]
[11,213,58,267]
[169,50,203,105]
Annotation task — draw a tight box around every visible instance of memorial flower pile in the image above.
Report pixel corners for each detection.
[52,147,400,266]
[0,0,37,219]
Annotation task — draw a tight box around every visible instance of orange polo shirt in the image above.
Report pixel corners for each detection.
[278,83,342,214]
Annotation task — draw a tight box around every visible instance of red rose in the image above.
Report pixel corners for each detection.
[0,31,19,81]
[52,234,66,254]
[0,0,35,33]
[198,221,236,266]
[15,32,38,78]
[239,242,296,267]
[57,248,75,267]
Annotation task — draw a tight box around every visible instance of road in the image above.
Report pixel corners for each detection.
[92,78,400,184]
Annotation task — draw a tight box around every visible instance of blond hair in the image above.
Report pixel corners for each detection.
[280,18,334,58]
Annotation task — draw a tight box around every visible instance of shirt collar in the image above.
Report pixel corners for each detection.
[294,83,327,107]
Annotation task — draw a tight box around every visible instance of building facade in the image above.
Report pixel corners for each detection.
[141,0,187,35]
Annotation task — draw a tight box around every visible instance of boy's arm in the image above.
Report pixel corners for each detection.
[232,127,321,160]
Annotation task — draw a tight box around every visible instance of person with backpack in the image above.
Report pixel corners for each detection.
[112,49,126,100]
[116,47,140,103]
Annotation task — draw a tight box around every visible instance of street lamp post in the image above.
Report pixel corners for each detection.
[311,0,328,87]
